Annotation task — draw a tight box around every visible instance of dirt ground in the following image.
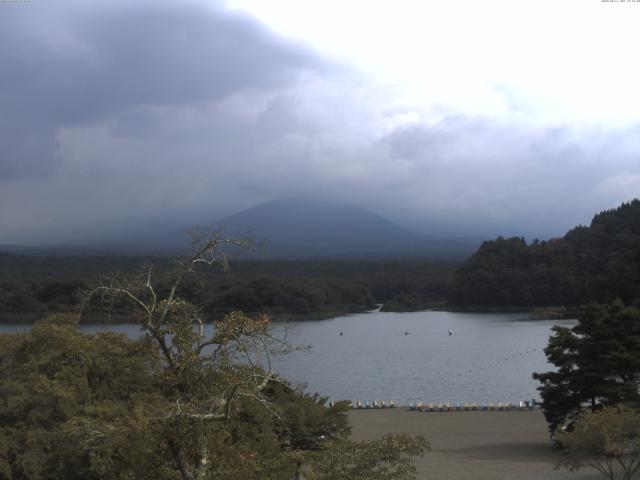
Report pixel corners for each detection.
[348,409,602,480]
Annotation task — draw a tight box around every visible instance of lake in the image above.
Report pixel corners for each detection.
[0,309,572,406]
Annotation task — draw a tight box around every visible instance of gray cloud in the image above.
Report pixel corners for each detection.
[1,1,639,243]
[0,0,317,178]
[374,119,637,231]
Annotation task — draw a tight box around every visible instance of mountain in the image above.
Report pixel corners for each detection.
[449,199,640,307]
[0,198,479,259]
[214,198,433,258]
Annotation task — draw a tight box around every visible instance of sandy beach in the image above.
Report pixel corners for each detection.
[348,408,600,480]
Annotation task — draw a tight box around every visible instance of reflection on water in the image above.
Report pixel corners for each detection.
[0,310,573,406]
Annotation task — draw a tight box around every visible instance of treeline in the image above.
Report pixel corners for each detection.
[450,200,640,308]
[202,277,376,320]
[0,277,375,323]
[0,255,458,322]
[0,280,88,320]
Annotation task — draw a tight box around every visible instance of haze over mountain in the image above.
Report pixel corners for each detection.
[1,2,638,246]
[213,197,453,258]
[0,198,479,259]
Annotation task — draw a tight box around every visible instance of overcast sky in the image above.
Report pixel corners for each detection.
[1,0,640,243]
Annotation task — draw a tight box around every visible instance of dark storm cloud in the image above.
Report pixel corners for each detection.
[1,1,639,243]
[0,0,317,178]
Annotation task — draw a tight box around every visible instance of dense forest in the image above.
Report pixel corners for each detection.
[0,254,457,323]
[449,200,640,308]
[5,199,640,320]
[0,243,429,479]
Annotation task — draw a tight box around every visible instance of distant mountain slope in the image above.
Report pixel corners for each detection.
[0,198,479,259]
[214,198,429,258]
[449,199,640,307]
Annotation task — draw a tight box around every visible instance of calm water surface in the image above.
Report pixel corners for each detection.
[1,309,573,406]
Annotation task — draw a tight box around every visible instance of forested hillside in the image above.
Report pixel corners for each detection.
[449,200,640,308]
[0,255,457,322]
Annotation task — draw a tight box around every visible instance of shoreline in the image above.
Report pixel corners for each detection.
[0,305,580,325]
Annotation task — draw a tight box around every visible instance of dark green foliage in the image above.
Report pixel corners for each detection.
[557,405,640,480]
[0,316,353,480]
[0,254,165,282]
[380,285,448,312]
[0,257,458,322]
[0,236,429,479]
[263,382,350,450]
[0,314,162,480]
[533,301,640,434]
[303,434,429,480]
[450,200,640,307]
[203,276,375,319]
[0,281,87,320]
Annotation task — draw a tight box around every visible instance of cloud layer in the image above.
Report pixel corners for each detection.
[1,0,639,243]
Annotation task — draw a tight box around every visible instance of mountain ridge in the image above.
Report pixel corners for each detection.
[0,198,479,259]
[213,197,427,258]
[449,199,640,307]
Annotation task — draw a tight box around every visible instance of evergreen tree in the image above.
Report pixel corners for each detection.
[533,301,640,434]
[450,199,640,308]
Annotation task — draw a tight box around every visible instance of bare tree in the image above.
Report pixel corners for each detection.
[76,229,428,479]
[82,230,292,479]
